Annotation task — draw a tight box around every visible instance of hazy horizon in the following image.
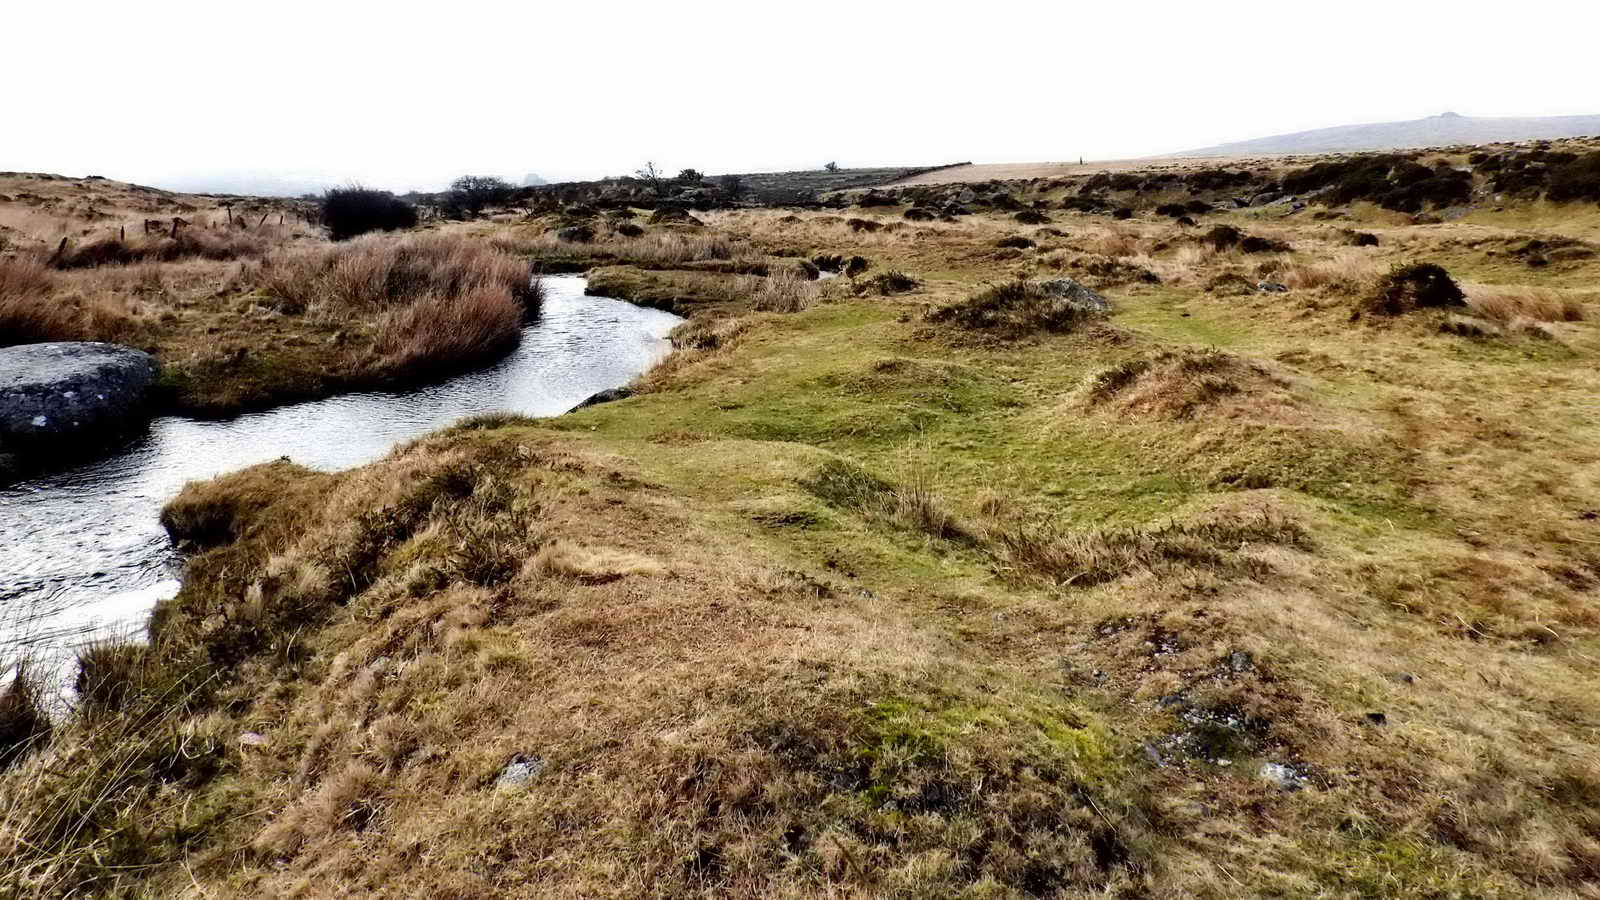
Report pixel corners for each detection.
[8,1,1599,196]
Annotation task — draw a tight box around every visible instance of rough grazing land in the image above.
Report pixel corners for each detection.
[4,139,1600,898]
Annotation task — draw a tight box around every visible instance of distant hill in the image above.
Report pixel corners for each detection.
[1181,112,1600,157]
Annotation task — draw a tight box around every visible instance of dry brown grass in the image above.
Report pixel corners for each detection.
[750,268,820,312]
[1463,283,1586,323]
[1081,348,1295,420]
[1275,251,1382,293]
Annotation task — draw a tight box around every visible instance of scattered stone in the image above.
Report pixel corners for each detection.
[1037,278,1111,314]
[495,753,547,790]
[1228,650,1254,673]
[571,386,634,411]
[1259,761,1310,792]
[1256,281,1289,293]
[237,731,269,747]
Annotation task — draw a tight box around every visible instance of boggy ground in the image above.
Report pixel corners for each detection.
[3,145,1600,897]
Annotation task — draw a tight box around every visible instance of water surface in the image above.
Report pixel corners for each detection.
[1,276,679,667]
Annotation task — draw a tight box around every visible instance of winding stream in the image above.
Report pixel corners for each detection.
[0,276,680,674]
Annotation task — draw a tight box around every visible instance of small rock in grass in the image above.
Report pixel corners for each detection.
[495,754,547,790]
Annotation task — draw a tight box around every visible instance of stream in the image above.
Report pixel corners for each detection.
[0,275,680,679]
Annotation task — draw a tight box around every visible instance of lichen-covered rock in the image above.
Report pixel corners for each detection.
[0,342,158,452]
[1037,278,1112,314]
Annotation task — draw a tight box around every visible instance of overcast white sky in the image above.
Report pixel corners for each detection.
[7,1,1598,194]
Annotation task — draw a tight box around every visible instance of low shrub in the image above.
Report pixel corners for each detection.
[1202,225,1242,250]
[321,187,418,241]
[1281,155,1472,212]
[1547,152,1600,203]
[1154,203,1188,218]
[1239,235,1291,253]
[846,218,883,233]
[1361,263,1466,316]
[903,207,937,221]
[861,270,919,296]
[1112,207,1134,220]
[996,235,1035,249]
[1014,210,1051,225]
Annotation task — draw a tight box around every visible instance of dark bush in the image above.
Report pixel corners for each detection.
[846,218,883,233]
[1239,235,1290,253]
[1154,203,1188,218]
[1344,230,1380,247]
[1014,210,1051,225]
[843,256,870,277]
[614,222,644,237]
[556,224,595,243]
[1203,225,1242,250]
[1281,154,1471,212]
[1547,152,1600,203]
[1108,174,1143,191]
[1175,216,1198,228]
[1362,263,1465,316]
[442,175,516,218]
[1184,200,1211,214]
[321,187,418,241]
[1112,207,1134,220]
[903,207,937,221]
[1185,169,1255,191]
[1061,197,1103,213]
[996,236,1035,249]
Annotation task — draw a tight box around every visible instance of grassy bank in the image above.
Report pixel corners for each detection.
[4,147,1600,896]
[0,231,540,418]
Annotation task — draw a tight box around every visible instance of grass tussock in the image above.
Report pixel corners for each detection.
[859,270,919,296]
[0,255,79,345]
[54,229,278,269]
[802,458,968,541]
[991,513,1310,587]
[1463,283,1585,324]
[261,232,538,316]
[0,666,51,770]
[1082,348,1292,419]
[255,233,538,381]
[751,269,821,313]
[928,278,1105,336]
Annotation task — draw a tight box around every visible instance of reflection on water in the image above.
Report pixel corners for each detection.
[1,276,679,672]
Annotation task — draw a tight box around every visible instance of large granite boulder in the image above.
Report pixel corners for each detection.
[0,342,158,451]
